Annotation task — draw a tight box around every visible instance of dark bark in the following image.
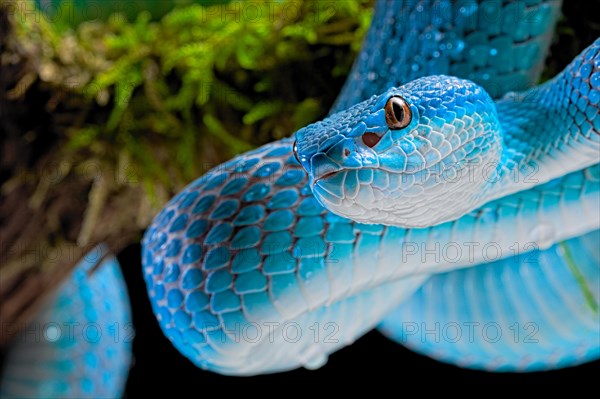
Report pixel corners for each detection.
[0,5,150,346]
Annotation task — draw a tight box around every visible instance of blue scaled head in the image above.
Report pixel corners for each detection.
[294,75,501,227]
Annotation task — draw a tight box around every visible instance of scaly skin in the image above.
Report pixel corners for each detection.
[296,75,502,227]
[380,229,600,372]
[333,0,562,111]
[0,245,133,398]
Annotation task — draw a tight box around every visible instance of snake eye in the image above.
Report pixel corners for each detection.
[293,140,301,164]
[385,96,412,130]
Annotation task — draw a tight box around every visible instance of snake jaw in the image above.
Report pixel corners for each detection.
[313,170,341,185]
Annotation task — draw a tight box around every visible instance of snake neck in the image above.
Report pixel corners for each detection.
[486,38,600,201]
[333,0,561,112]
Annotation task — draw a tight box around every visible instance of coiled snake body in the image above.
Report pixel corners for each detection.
[0,247,132,397]
[142,0,600,375]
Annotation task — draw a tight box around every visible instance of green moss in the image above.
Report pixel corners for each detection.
[11,0,373,198]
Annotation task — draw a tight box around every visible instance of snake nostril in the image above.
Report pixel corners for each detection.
[362,132,381,148]
[344,148,350,157]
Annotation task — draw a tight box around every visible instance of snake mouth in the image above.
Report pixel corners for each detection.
[311,132,494,186]
[313,170,340,184]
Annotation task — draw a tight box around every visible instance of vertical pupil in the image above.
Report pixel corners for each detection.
[392,101,404,121]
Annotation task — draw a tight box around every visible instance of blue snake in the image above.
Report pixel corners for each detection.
[2,0,598,390]
[140,0,600,375]
[0,246,133,398]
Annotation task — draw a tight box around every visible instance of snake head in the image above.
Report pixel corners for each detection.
[294,75,501,228]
